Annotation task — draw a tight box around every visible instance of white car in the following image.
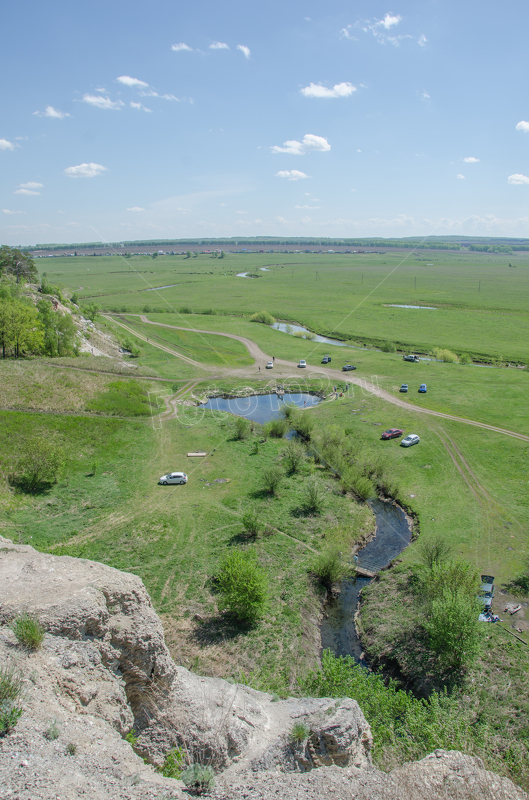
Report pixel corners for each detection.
[400,434,420,447]
[265,361,273,369]
[159,472,188,485]
[298,359,307,368]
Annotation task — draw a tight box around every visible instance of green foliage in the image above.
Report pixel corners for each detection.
[432,347,459,363]
[302,475,325,513]
[242,510,260,537]
[417,536,453,570]
[181,764,215,794]
[261,465,283,496]
[0,297,43,358]
[282,439,306,474]
[10,612,45,650]
[0,665,23,737]
[506,564,529,596]
[290,721,310,743]
[264,417,288,438]
[142,304,151,313]
[81,302,100,322]
[125,730,139,747]
[380,340,397,353]
[185,250,192,259]
[160,747,186,778]
[0,245,38,284]
[37,299,78,357]
[424,591,482,672]
[45,720,60,740]
[459,352,472,364]
[14,438,65,491]
[66,742,77,756]
[86,380,152,416]
[179,305,193,314]
[219,250,225,259]
[312,545,348,588]
[202,308,216,315]
[70,293,79,306]
[233,416,250,440]
[250,311,276,325]
[215,550,268,624]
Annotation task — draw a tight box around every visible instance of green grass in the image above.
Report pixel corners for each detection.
[10,612,45,649]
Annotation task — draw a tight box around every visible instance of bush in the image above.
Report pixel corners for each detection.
[241,510,260,537]
[432,347,459,363]
[45,720,60,740]
[233,416,250,440]
[179,306,193,314]
[459,352,472,364]
[351,474,376,501]
[380,341,397,353]
[505,564,529,596]
[424,592,482,672]
[250,311,275,325]
[202,308,216,315]
[282,439,305,474]
[290,722,310,743]
[215,550,268,624]
[14,438,65,491]
[0,665,23,737]
[161,747,186,779]
[418,536,453,570]
[303,476,325,514]
[264,418,288,438]
[312,546,347,589]
[181,764,215,794]
[262,466,283,496]
[10,612,44,650]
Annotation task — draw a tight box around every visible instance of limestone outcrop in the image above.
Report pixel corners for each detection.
[0,536,526,800]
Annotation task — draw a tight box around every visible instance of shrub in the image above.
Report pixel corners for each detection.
[432,347,459,363]
[418,536,453,570]
[66,743,77,756]
[202,308,216,315]
[262,465,283,496]
[142,305,151,313]
[312,546,347,589]
[241,510,260,537]
[45,720,60,740]
[264,418,288,438]
[233,416,250,440]
[181,764,215,794]
[215,550,268,624]
[424,592,482,672]
[303,476,325,514]
[302,330,316,340]
[14,439,65,491]
[10,612,44,650]
[125,730,139,747]
[0,665,23,737]
[351,475,376,501]
[290,722,310,743]
[505,563,529,596]
[282,439,306,474]
[250,311,275,325]
[292,412,314,440]
[161,747,186,778]
[380,341,397,352]
[459,352,472,364]
[179,306,193,314]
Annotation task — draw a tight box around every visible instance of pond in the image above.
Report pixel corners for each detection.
[199,392,321,425]
[386,304,437,310]
[320,499,412,663]
[272,322,352,348]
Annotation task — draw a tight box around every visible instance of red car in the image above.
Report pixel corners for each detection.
[381,428,404,440]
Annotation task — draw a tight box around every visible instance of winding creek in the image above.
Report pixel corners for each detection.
[199,393,413,662]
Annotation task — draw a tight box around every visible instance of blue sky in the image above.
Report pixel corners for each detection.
[2,0,529,245]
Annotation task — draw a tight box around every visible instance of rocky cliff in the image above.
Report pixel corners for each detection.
[0,536,526,800]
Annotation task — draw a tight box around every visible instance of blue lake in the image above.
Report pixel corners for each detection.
[199,392,321,424]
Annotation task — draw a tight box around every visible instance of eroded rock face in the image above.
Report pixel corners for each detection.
[0,536,527,800]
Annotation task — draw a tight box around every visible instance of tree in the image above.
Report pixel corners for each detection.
[215,550,268,624]
[233,416,250,440]
[283,439,305,474]
[8,301,42,358]
[15,437,65,490]
[37,299,77,357]
[185,250,191,259]
[81,302,100,322]
[424,591,482,672]
[0,246,38,284]
[219,250,225,259]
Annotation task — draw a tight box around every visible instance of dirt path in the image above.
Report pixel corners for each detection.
[110,314,529,444]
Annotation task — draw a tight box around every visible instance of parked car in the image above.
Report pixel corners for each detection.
[298,359,307,368]
[399,384,408,393]
[418,384,427,393]
[401,434,420,447]
[479,575,495,609]
[265,361,273,369]
[342,364,356,371]
[159,472,188,485]
[321,355,331,364]
[403,354,420,362]
[381,428,404,440]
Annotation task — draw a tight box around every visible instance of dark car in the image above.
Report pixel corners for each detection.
[479,575,495,609]
[321,355,331,364]
[399,384,408,393]
[342,365,356,371]
[381,428,404,440]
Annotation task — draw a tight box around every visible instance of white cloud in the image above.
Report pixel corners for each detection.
[378,13,401,29]
[508,174,529,184]
[139,90,183,102]
[418,34,428,46]
[117,75,149,88]
[14,188,40,196]
[82,94,124,110]
[274,216,291,223]
[209,41,229,50]
[64,162,107,178]
[172,42,193,51]
[420,91,430,101]
[295,204,320,209]
[0,138,15,150]
[271,133,331,155]
[33,105,71,118]
[343,14,414,46]
[19,182,43,188]
[515,121,529,133]
[237,44,251,59]
[2,209,25,214]
[456,174,465,180]
[127,206,145,211]
[130,101,153,112]
[301,82,356,99]
[275,170,309,181]
[463,156,479,163]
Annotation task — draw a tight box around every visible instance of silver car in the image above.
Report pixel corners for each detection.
[159,472,188,485]
[401,434,420,447]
